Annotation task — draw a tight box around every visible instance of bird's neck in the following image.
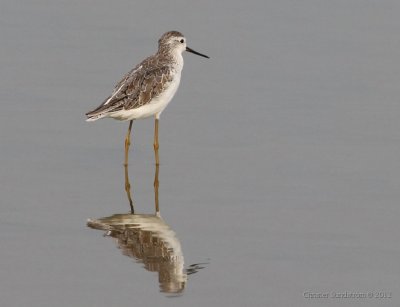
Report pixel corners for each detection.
[157,49,184,71]
[172,52,184,71]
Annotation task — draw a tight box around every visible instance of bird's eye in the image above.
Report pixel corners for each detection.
[180,39,185,43]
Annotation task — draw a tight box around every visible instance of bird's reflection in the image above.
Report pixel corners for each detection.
[87,163,205,294]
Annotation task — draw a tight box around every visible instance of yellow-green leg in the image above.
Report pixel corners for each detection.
[124,120,133,166]
[153,118,160,166]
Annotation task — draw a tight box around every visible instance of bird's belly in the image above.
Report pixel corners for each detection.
[109,75,181,121]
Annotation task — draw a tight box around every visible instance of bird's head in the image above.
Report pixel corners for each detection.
[158,31,209,59]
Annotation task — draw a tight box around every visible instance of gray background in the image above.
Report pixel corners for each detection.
[1,0,400,306]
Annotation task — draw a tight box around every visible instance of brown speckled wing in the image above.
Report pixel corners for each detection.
[124,66,173,109]
[86,55,174,118]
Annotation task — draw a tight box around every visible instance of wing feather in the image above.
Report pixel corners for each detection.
[86,56,174,120]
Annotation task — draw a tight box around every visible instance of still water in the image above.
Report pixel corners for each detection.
[1,0,400,306]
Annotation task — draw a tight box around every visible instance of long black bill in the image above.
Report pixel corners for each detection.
[186,47,210,59]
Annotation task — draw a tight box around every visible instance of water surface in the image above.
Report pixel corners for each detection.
[1,1,400,306]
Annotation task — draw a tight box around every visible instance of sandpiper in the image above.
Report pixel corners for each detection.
[86,31,209,166]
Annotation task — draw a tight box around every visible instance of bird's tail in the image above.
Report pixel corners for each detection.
[85,111,107,122]
[86,96,125,122]
[86,104,110,122]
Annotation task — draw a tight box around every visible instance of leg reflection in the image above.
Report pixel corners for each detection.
[124,156,159,214]
[124,163,135,214]
[154,163,160,214]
